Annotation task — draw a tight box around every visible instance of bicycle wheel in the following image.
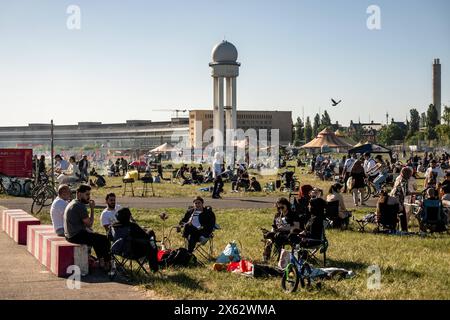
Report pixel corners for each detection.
[31,193,46,215]
[7,181,22,197]
[299,263,312,289]
[281,263,299,293]
[23,180,34,197]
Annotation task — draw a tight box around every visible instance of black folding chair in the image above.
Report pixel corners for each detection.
[375,203,399,233]
[187,224,221,267]
[299,219,330,267]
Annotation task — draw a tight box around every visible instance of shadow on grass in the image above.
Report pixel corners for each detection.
[325,258,371,271]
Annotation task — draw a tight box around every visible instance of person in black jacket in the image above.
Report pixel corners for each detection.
[109,207,159,272]
[262,197,300,261]
[177,196,216,252]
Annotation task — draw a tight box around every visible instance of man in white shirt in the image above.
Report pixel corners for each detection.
[50,184,71,236]
[342,154,356,193]
[424,160,445,189]
[100,193,121,232]
[363,152,378,181]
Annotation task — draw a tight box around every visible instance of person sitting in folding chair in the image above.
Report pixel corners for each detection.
[262,197,300,262]
[375,190,401,232]
[108,207,159,274]
[177,196,216,253]
[326,183,352,228]
[293,189,326,248]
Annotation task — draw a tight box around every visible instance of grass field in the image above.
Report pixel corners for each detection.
[34,206,450,300]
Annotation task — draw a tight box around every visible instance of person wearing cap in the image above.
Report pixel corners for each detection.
[108,207,159,272]
[177,196,216,253]
[424,159,444,189]
[50,184,71,236]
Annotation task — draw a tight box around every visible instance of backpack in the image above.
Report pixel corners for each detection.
[161,247,197,267]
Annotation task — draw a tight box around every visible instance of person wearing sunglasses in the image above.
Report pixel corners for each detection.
[262,197,300,262]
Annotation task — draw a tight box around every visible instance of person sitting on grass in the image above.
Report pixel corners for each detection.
[177,196,216,253]
[50,184,71,237]
[262,197,300,262]
[249,177,262,192]
[64,184,111,271]
[109,207,159,273]
[100,193,121,232]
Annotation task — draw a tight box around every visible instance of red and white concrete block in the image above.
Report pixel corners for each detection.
[1,209,40,245]
[27,224,89,277]
[50,241,89,277]
[27,225,54,254]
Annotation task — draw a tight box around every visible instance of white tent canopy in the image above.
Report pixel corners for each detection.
[149,142,179,153]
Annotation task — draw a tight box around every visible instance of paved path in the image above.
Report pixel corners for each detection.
[0,206,156,300]
[0,195,376,213]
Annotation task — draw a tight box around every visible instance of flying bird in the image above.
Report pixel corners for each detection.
[331,98,342,106]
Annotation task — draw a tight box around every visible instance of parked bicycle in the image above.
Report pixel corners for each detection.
[281,245,314,293]
[0,174,22,197]
[31,176,57,215]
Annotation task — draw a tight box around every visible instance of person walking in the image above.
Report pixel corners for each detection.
[350,157,366,206]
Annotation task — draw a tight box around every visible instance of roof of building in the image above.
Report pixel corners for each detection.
[211,40,238,63]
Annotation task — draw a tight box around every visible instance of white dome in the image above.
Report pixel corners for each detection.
[211,40,238,63]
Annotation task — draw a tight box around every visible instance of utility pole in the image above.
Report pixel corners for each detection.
[51,120,54,189]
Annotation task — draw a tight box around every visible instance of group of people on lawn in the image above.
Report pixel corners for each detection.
[50,184,216,273]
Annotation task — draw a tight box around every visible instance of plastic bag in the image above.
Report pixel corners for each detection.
[216,241,241,263]
[277,249,291,269]
[346,177,354,190]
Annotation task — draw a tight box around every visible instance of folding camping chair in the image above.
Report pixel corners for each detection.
[299,219,330,267]
[416,199,448,233]
[187,224,221,267]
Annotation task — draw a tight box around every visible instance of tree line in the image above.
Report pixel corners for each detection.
[292,105,450,147]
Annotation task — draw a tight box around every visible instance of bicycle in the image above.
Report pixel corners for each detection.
[0,174,22,197]
[281,245,314,293]
[31,181,57,215]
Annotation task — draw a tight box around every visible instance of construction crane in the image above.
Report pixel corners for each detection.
[152,109,188,118]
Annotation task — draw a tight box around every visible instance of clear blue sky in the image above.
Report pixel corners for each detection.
[0,0,449,126]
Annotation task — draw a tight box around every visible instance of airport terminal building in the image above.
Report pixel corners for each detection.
[0,110,292,150]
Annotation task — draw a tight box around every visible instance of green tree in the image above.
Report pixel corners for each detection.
[407,108,420,138]
[313,113,320,136]
[321,110,331,127]
[426,104,439,140]
[304,116,313,142]
[378,123,407,145]
[442,106,450,126]
[293,117,304,146]
[435,124,450,145]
